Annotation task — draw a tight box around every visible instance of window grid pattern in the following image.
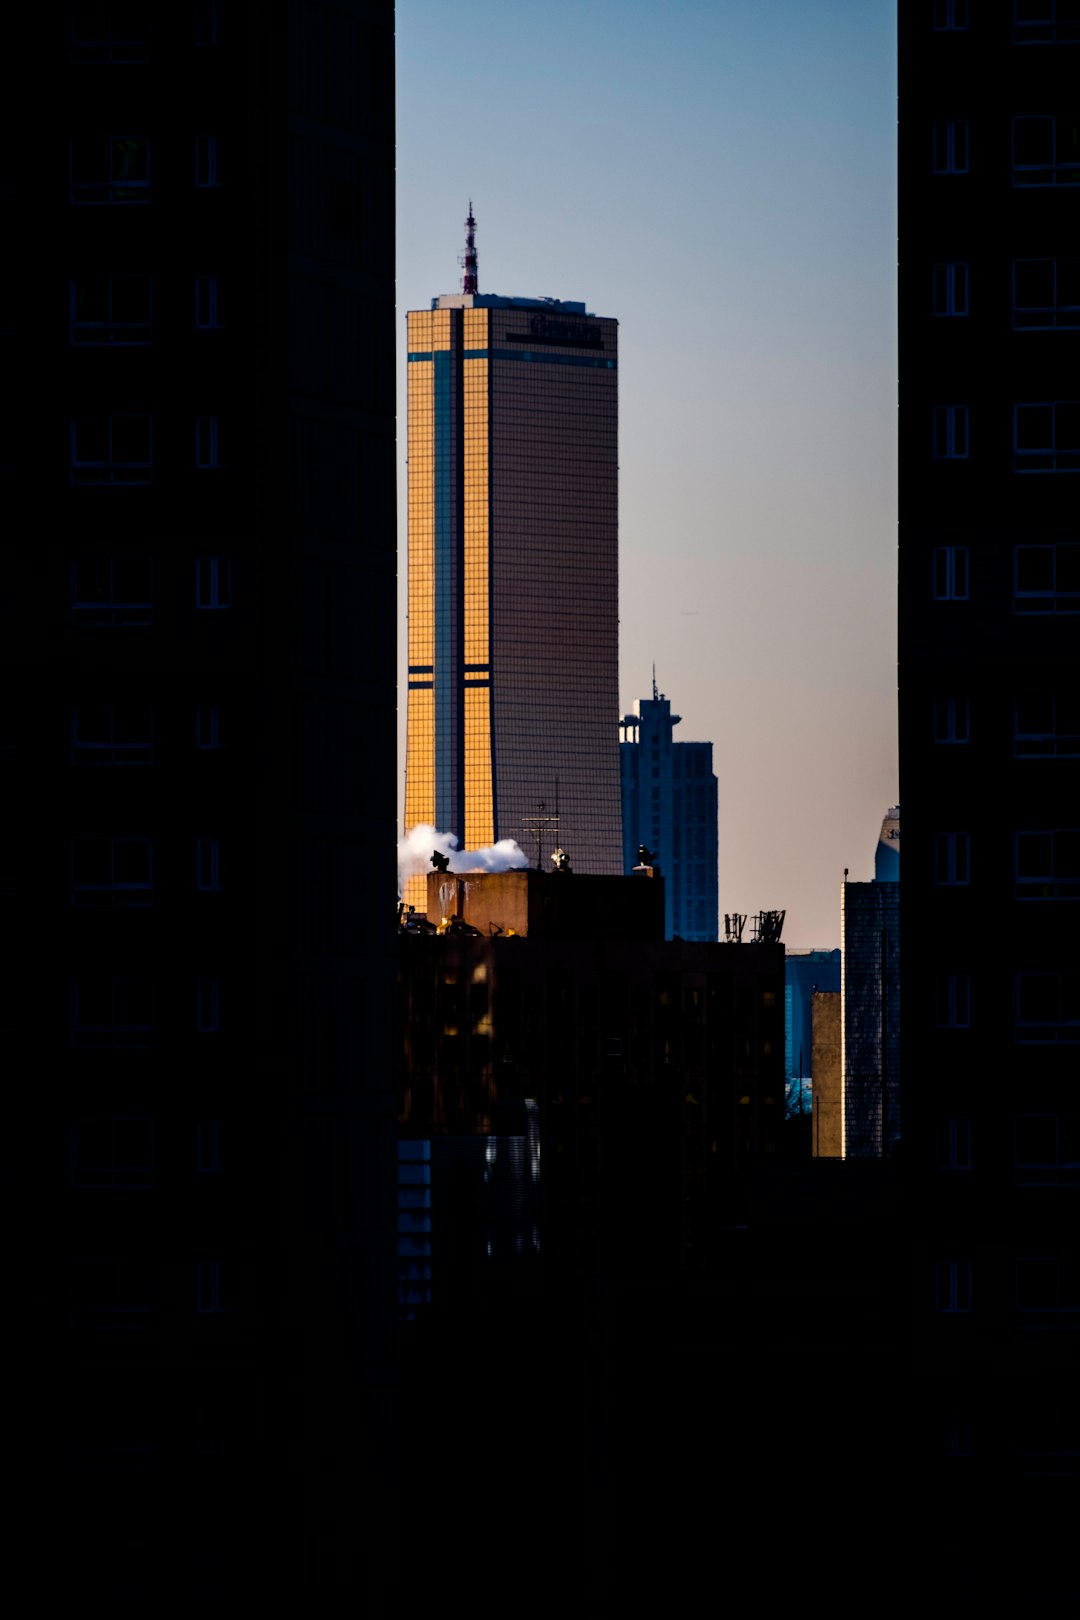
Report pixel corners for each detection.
[70,414,152,485]
[1015,544,1080,612]
[1014,402,1080,471]
[1012,115,1080,186]
[70,274,152,345]
[71,837,153,907]
[1013,259,1080,330]
[1014,695,1080,756]
[1015,830,1080,899]
[69,136,150,203]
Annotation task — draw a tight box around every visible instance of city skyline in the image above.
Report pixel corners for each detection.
[396,0,899,947]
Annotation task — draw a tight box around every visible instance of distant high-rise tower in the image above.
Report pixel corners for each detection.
[404,212,622,891]
[618,680,718,940]
[841,808,900,1159]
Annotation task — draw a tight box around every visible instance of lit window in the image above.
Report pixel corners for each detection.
[934,830,971,886]
[71,838,153,907]
[932,546,969,599]
[69,3,152,62]
[932,120,970,174]
[1012,114,1080,187]
[196,557,231,609]
[1014,544,1080,612]
[933,694,970,744]
[1013,258,1080,330]
[932,261,969,316]
[1014,401,1080,471]
[70,414,152,485]
[70,274,152,345]
[70,557,152,626]
[69,136,150,203]
[932,404,969,459]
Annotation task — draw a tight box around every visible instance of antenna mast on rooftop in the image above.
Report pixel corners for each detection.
[461,201,478,295]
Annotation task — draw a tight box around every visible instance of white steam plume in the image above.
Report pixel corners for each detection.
[398,824,529,891]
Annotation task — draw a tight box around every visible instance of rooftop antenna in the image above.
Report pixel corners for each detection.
[652,663,658,702]
[461,201,478,295]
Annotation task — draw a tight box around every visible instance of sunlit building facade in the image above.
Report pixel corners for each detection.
[405,291,622,893]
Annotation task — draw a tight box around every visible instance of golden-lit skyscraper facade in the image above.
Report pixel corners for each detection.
[405,291,623,878]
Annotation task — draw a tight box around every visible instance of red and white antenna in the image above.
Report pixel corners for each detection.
[461,201,478,295]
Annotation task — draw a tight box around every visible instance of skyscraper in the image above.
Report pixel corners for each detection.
[404,214,622,888]
[618,680,719,940]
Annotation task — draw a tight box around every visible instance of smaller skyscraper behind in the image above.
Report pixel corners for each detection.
[619,679,718,940]
[841,808,900,1159]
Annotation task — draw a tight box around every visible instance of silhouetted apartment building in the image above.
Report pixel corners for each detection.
[404,225,622,902]
[14,4,397,1601]
[900,7,1080,1602]
[619,680,719,940]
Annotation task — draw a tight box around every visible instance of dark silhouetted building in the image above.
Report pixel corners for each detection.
[20,5,397,1602]
[404,251,622,901]
[619,681,719,940]
[900,9,1080,1601]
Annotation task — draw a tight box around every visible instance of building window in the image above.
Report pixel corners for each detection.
[1016,1256,1080,1330]
[71,1117,154,1190]
[72,978,153,1048]
[933,546,969,599]
[935,973,972,1028]
[196,837,222,892]
[932,0,969,27]
[1014,401,1080,471]
[932,120,970,173]
[1014,544,1080,612]
[932,404,969,459]
[71,702,153,767]
[936,1116,973,1171]
[196,1119,223,1174]
[196,556,231,609]
[70,414,152,485]
[1013,695,1080,757]
[70,557,152,626]
[71,838,153,907]
[194,135,223,188]
[194,275,223,329]
[196,977,221,1033]
[933,694,970,744]
[70,274,152,345]
[1016,972,1080,1042]
[193,1,220,46]
[195,703,224,749]
[1012,115,1080,186]
[1015,1114,1080,1186]
[932,261,969,316]
[934,831,971,886]
[69,3,152,62]
[1013,259,1080,330]
[1014,2,1080,44]
[195,415,224,468]
[196,1260,233,1314]
[1016,830,1080,899]
[69,136,150,203]
[935,1258,973,1313]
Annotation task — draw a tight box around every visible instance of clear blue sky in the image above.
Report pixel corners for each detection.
[396,0,898,947]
